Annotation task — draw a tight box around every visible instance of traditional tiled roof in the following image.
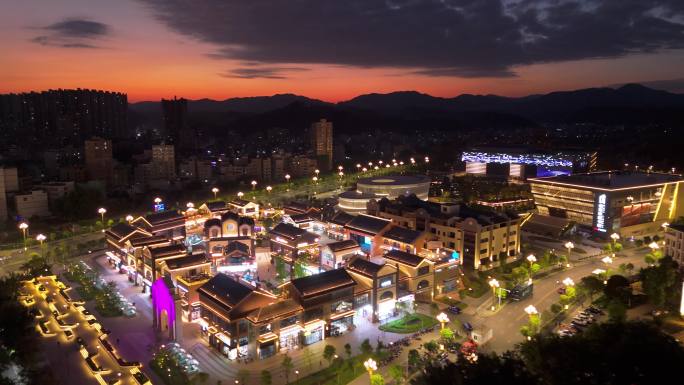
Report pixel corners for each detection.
[270,223,307,239]
[129,235,169,247]
[225,242,250,255]
[246,299,302,323]
[326,239,359,253]
[347,258,385,278]
[107,223,141,240]
[149,244,187,259]
[204,218,221,229]
[199,273,255,308]
[330,211,355,226]
[345,214,392,235]
[205,201,227,212]
[229,199,252,207]
[382,226,423,244]
[290,213,315,223]
[164,253,209,270]
[290,269,356,298]
[384,249,425,267]
[144,210,184,225]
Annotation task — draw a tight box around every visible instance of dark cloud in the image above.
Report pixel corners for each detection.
[31,18,110,48]
[138,0,684,77]
[220,66,309,79]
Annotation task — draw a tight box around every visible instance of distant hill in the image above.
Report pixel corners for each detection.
[128,84,684,129]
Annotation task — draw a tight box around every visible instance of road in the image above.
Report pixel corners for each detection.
[0,232,104,276]
[459,246,650,353]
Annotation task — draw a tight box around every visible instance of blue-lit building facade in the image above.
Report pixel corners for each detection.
[462,147,597,179]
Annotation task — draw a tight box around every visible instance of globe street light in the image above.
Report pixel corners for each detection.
[436,312,449,329]
[154,197,162,204]
[648,241,660,251]
[610,233,620,243]
[98,207,107,225]
[251,180,257,190]
[266,186,272,194]
[601,256,613,265]
[524,305,538,316]
[36,233,46,256]
[526,254,536,266]
[125,215,134,222]
[364,358,377,377]
[488,278,501,308]
[564,241,574,257]
[285,174,291,191]
[562,277,575,287]
[314,169,320,177]
[18,222,29,250]
[211,187,219,199]
[237,191,244,199]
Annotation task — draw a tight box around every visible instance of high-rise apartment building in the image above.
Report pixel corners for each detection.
[162,97,195,153]
[0,168,7,221]
[309,119,333,171]
[0,89,128,148]
[84,137,114,184]
[151,144,176,179]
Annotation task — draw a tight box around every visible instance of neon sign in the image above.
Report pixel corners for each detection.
[596,193,607,232]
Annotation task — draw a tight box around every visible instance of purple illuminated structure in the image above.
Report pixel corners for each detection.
[152,277,177,339]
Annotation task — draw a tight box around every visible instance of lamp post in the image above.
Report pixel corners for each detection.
[237,191,244,199]
[211,187,219,199]
[364,358,377,378]
[610,233,620,243]
[648,241,659,251]
[266,186,272,194]
[564,241,574,258]
[488,278,501,309]
[526,254,536,267]
[314,169,320,177]
[436,312,449,330]
[562,277,575,287]
[125,215,134,223]
[251,180,257,191]
[285,174,291,191]
[36,233,46,257]
[154,197,162,205]
[97,208,107,231]
[18,222,29,250]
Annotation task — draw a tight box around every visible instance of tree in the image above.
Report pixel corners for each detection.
[640,256,680,308]
[550,303,563,315]
[260,370,272,385]
[606,300,627,322]
[193,372,209,385]
[604,275,631,303]
[323,344,336,367]
[530,263,541,275]
[370,373,384,385]
[344,343,352,360]
[360,339,373,357]
[439,327,455,342]
[281,355,293,384]
[407,349,421,372]
[388,365,405,385]
[21,254,52,278]
[511,266,529,283]
[580,275,604,300]
[416,352,535,385]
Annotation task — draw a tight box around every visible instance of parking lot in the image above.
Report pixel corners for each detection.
[19,275,152,385]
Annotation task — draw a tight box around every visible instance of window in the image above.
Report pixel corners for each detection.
[280,315,298,328]
[380,291,394,300]
[378,275,395,288]
[480,238,488,243]
[417,280,430,290]
[331,300,352,313]
[418,266,430,276]
[259,323,272,335]
[480,248,488,254]
[304,307,323,322]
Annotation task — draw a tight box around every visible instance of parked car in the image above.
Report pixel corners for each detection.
[557,287,566,294]
[462,322,473,332]
[448,306,461,314]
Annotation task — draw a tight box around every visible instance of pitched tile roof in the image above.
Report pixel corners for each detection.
[129,235,170,247]
[246,299,303,323]
[330,211,355,226]
[326,239,359,253]
[205,201,227,211]
[347,258,385,278]
[290,269,356,298]
[199,273,255,308]
[270,222,307,239]
[384,249,425,267]
[345,214,392,235]
[149,244,187,259]
[382,226,423,244]
[164,253,209,270]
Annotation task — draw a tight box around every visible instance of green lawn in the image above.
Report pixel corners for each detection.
[379,313,438,333]
[293,351,390,385]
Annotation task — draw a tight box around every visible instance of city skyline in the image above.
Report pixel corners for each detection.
[2,0,684,102]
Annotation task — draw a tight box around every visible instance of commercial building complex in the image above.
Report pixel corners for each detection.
[529,171,684,237]
[338,175,431,213]
[310,119,333,171]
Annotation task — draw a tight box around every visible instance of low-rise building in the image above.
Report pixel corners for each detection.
[344,214,393,256]
[664,224,684,267]
[15,190,50,218]
[320,240,361,270]
[228,199,260,219]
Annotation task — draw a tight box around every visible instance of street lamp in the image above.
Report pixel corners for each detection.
[266,186,272,194]
[18,222,29,250]
[154,197,162,204]
[564,241,574,257]
[36,233,46,256]
[237,191,244,199]
[364,358,377,377]
[125,215,134,222]
[526,254,536,266]
[314,169,320,177]
[601,256,613,265]
[562,277,575,287]
[524,305,538,316]
[362,167,367,172]
[648,241,659,251]
[98,207,107,225]
[488,278,501,308]
[436,312,449,329]
[251,180,257,190]
[610,233,620,243]
[211,187,219,199]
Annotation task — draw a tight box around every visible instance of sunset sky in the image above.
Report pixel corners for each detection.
[2,0,684,102]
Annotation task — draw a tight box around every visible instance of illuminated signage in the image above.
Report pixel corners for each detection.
[451,251,460,260]
[154,203,165,212]
[596,194,607,232]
